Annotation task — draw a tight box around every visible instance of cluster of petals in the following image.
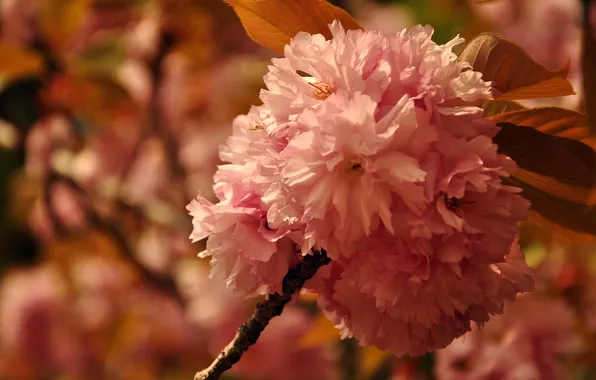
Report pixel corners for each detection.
[187,21,533,355]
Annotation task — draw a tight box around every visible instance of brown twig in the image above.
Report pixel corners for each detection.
[149,32,187,180]
[195,250,331,380]
[49,170,186,307]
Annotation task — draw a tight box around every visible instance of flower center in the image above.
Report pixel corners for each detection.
[442,193,461,210]
[345,158,364,173]
[309,81,334,100]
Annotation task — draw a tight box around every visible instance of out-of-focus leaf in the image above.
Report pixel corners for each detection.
[62,72,137,126]
[458,33,575,99]
[522,243,548,268]
[482,100,525,117]
[298,290,319,302]
[43,230,125,262]
[0,41,45,89]
[582,1,596,135]
[360,346,392,379]
[69,36,125,76]
[7,171,40,227]
[39,0,90,56]
[298,313,340,348]
[225,0,363,54]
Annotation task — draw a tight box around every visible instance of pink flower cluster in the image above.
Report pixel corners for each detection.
[187,21,533,356]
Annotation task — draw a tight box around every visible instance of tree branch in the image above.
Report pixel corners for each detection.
[49,170,186,307]
[194,249,331,380]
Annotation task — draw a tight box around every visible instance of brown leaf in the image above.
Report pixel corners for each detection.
[458,33,575,99]
[225,0,363,54]
[491,106,592,141]
[482,100,526,117]
[298,313,340,348]
[505,176,596,236]
[360,346,392,378]
[39,0,90,56]
[582,5,596,135]
[0,40,45,88]
[495,121,596,236]
[494,122,595,189]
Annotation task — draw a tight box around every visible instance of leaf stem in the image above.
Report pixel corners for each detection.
[194,249,331,380]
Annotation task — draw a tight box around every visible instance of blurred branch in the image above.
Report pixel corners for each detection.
[47,170,186,306]
[0,31,59,270]
[149,31,187,180]
[340,338,359,380]
[194,250,331,380]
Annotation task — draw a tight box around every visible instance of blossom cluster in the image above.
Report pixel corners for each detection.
[188,21,534,356]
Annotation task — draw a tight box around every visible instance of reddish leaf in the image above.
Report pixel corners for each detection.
[494,122,595,189]
[458,33,575,99]
[582,2,596,135]
[505,176,596,236]
[495,121,596,236]
[225,0,363,55]
[482,100,526,117]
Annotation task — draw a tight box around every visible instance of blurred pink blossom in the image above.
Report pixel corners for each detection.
[0,266,94,377]
[355,2,415,35]
[29,182,86,241]
[25,115,74,177]
[1,0,37,43]
[435,294,583,380]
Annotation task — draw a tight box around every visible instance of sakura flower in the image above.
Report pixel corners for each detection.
[188,21,533,354]
[435,294,584,380]
[187,195,300,295]
[312,238,533,357]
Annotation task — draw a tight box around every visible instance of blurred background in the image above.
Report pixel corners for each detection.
[0,0,594,379]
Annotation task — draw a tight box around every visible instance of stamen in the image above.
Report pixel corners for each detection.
[345,158,364,173]
[309,81,334,100]
[443,193,460,210]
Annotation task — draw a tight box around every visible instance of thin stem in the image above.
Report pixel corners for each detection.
[195,250,331,380]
